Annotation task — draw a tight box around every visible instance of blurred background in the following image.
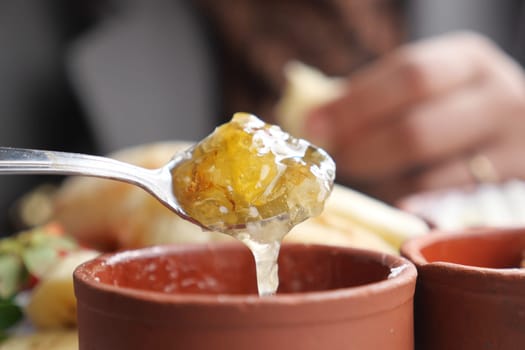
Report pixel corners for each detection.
[0,0,524,235]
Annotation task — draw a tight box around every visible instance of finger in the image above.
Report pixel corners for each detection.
[360,155,481,203]
[306,32,496,141]
[478,141,525,181]
[410,142,525,193]
[335,80,504,182]
[410,157,475,192]
[349,136,525,203]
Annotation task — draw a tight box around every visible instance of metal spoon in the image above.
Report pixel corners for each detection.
[0,146,205,228]
[0,125,335,234]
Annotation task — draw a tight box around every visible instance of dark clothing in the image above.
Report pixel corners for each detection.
[195,0,406,122]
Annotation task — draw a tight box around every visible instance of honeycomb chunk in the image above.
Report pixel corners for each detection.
[171,113,335,234]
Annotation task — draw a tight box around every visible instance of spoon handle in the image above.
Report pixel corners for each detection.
[0,147,193,225]
[0,145,180,207]
[0,147,155,184]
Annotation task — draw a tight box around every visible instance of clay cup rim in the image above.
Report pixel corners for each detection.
[73,243,417,324]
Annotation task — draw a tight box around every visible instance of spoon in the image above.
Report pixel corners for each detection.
[0,115,335,234]
[0,146,205,228]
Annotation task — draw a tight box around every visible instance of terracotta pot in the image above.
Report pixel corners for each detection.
[74,243,417,350]
[401,228,525,350]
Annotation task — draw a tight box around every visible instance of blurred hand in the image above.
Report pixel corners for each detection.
[305,32,525,202]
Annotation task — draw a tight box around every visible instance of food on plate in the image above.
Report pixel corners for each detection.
[0,226,98,341]
[399,180,525,230]
[0,224,80,299]
[286,183,428,252]
[26,250,99,329]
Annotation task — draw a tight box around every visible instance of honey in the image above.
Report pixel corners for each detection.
[171,113,335,295]
[171,113,335,233]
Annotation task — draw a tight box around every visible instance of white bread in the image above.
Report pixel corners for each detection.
[274,61,344,138]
